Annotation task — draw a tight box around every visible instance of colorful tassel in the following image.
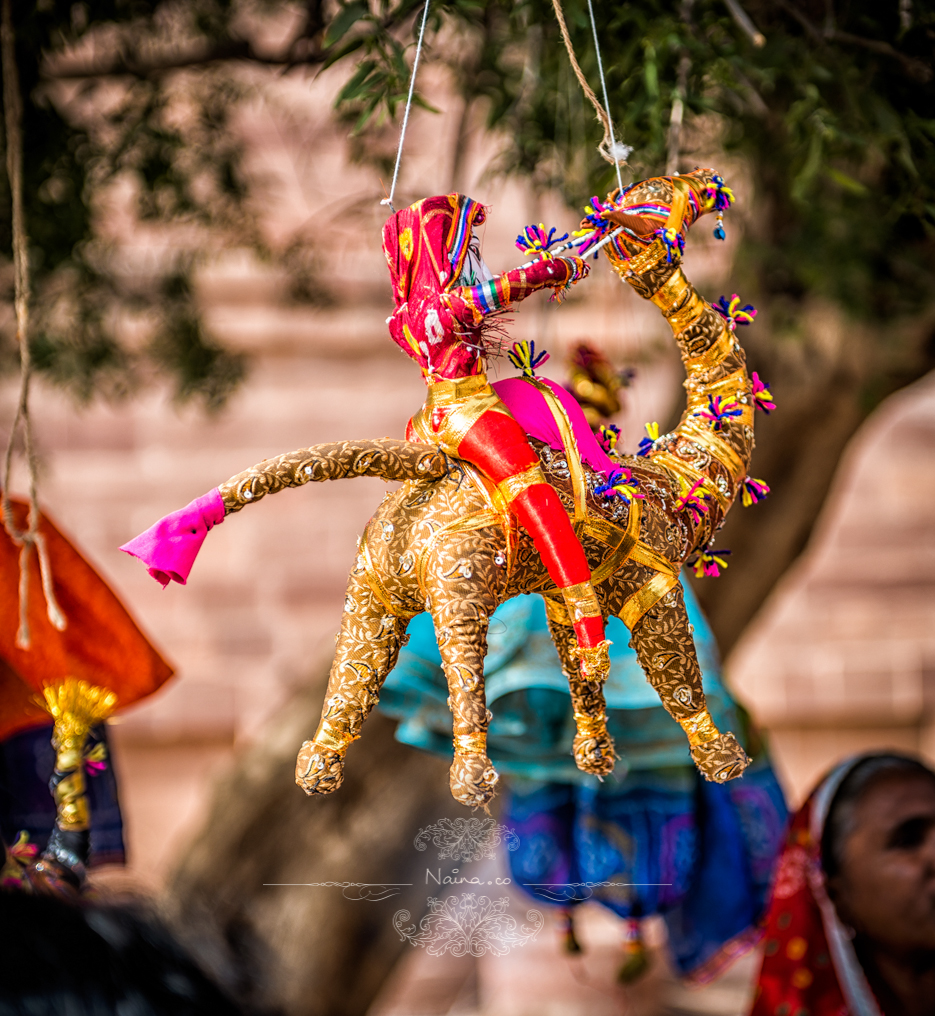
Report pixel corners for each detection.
[515,222,569,258]
[637,421,660,457]
[706,175,735,211]
[654,227,685,263]
[706,175,733,241]
[508,340,550,378]
[695,394,742,431]
[751,372,776,414]
[595,467,644,504]
[714,294,756,331]
[676,478,710,526]
[689,548,732,578]
[741,476,770,507]
[598,423,620,454]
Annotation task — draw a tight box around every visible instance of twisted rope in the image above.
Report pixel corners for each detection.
[380,0,431,214]
[550,0,627,188]
[0,0,66,648]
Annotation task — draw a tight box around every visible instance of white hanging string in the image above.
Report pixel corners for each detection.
[381,0,431,213]
[585,0,624,195]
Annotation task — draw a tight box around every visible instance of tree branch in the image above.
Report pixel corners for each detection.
[773,0,932,82]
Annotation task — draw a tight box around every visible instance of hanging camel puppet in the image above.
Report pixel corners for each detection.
[123,168,767,807]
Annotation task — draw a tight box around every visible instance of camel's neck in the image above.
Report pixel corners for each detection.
[619,245,753,547]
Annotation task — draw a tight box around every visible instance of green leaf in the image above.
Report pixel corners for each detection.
[324,1,369,48]
[824,167,869,196]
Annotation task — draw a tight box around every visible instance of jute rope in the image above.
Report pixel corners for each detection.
[0,0,66,648]
[550,0,627,186]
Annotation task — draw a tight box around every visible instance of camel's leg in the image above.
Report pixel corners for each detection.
[430,591,500,808]
[545,609,616,776]
[295,568,409,796]
[625,582,749,782]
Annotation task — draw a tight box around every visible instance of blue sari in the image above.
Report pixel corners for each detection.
[379,581,788,981]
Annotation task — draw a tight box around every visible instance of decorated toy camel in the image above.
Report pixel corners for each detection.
[123,169,767,808]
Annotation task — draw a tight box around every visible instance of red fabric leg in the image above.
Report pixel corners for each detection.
[457,410,605,648]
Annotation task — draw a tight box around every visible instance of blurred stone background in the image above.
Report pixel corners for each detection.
[3,55,934,1016]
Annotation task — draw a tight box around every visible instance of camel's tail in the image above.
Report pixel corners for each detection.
[219,438,448,513]
[121,439,448,587]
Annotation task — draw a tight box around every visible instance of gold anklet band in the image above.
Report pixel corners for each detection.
[679,709,720,747]
[454,732,488,755]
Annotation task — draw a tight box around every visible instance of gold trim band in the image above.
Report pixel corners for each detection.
[454,731,487,755]
[498,463,546,504]
[680,709,721,747]
[574,713,608,737]
[627,238,669,275]
[424,373,491,407]
[313,720,357,755]
[620,571,680,630]
[561,581,602,622]
[680,417,746,482]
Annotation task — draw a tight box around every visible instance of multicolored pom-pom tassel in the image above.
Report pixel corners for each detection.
[598,423,620,455]
[714,294,757,331]
[695,394,743,431]
[595,467,644,504]
[689,548,732,578]
[741,476,770,507]
[508,340,550,378]
[675,478,711,525]
[751,372,776,414]
[655,227,685,263]
[637,421,660,457]
[515,223,569,258]
[706,175,734,241]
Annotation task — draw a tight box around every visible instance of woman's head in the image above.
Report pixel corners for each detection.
[823,753,935,954]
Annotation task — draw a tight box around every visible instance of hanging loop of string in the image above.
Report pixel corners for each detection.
[0,0,66,648]
[380,0,431,214]
[550,0,628,191]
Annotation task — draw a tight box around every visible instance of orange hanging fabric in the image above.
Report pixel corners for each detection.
[0,497,174,741]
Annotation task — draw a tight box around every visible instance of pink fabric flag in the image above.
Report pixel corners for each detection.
[120,488,225,587]
[492,376,615,476]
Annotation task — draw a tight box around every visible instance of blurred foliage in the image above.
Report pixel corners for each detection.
[341,0,935,337]
[4,1,934,412]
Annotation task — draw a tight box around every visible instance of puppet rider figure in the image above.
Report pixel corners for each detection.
[382,194,609,688]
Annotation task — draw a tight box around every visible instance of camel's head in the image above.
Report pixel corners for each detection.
[579,168,735,271]
[381,193,488,306]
